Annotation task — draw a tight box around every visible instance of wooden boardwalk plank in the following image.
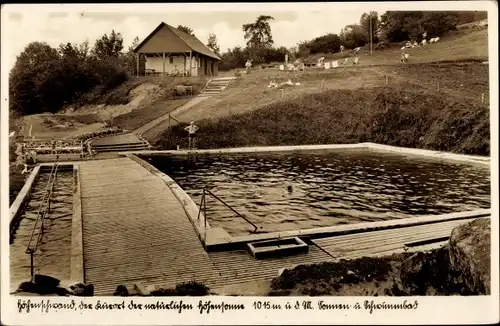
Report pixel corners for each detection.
[79,157,223,295]
[208,246,333,285]
[313,217,480,259]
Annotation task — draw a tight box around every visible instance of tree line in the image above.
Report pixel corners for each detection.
[217,10,487,70]
[9,30,143,116]
[8,24,212,116]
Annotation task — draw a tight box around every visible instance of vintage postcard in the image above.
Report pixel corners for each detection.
[1,1,498,325]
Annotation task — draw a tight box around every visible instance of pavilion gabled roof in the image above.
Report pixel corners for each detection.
[134,22,220,60]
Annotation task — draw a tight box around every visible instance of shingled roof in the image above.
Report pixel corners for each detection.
[134,22,220,60]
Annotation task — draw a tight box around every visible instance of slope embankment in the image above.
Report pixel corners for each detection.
[155,85,490,156]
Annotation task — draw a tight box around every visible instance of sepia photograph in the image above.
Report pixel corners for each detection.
[1,2,498,324]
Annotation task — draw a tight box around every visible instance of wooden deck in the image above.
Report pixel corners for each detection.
[79,157,224,295]
[312,217,481,260]
[209,246,333,286]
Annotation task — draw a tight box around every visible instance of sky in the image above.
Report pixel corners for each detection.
[1,2,491,71]
[1,4,373,70]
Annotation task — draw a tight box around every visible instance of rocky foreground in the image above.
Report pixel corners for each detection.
[270,217,491,296]
[12,218,490,297]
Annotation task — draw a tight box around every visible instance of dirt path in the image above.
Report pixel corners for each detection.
[133,96,209,137]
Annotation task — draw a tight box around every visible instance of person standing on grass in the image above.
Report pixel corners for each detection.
[185,121,199,150]
[245,59,252,74]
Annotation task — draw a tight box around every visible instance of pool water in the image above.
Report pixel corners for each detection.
[10,171,74,286]
[148,150,490,236]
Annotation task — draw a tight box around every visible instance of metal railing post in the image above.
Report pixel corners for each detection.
[203,189,207,229]
[25,163,58,256]
[203,187,259,233]
[29,250,34,280]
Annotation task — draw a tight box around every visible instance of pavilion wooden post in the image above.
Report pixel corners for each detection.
[162,52,166,76]
[184,54,187,76]
[136,53,140,77]
[189,51,192,77]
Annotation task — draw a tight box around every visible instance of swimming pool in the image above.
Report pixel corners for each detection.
[148,150,490,236]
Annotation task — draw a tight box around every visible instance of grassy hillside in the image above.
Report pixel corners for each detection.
[306,29,488,65]
[169,28,488,135]
[156,85,489,156]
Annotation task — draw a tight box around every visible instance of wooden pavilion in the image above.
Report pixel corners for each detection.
[133,22,220,77]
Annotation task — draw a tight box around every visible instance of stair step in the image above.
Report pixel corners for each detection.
[208,83,229,87]
[93,146,151,153]
[92,142,149,148]
[92,144,150,150]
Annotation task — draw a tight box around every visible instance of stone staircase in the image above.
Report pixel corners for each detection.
[198,77,236,97]
[90,134,151,154]
[90,141,151,153]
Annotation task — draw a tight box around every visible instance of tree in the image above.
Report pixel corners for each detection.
[341,24,367,48]
[297,41,310,58]
[218,46,247,71]
[242,15,275,49]
[455,11,487,25]
[58,42,79,59]
[379,11,459,42]
[9,42,61,115]
[307,33,342,54]
[420,12,459,37]
[124,36,141,75]
[360,12,380,44]
[207,33,220,55]
[78,39,90,60]
[91,30,124,60]
[9,35,129,116]
[177,25,195,36]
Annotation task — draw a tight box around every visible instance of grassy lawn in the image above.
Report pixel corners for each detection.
[307,29,488,65]
[376,62,489,104]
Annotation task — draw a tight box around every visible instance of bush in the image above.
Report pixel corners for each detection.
[9,39,129,116]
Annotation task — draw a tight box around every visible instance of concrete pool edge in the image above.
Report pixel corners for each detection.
[10,165,41,228]
[71,164,85,283]
[10,162,77,228]
[204,209,491,250]
[120,142,490,167]
[362,143,490,166]
[121,143,366,157]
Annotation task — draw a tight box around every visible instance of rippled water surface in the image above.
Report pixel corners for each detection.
[10,171,73,286]
[148,150,490,235]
